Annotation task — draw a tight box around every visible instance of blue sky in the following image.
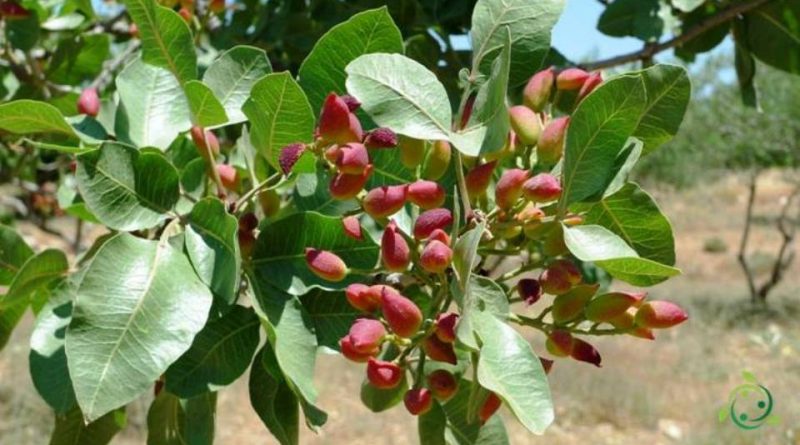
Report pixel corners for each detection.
[551,1,643,61]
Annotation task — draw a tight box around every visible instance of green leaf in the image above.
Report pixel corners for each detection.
[146,391,217,445]
[251,212,379,295]
[455,31,510,157]
[115,58,192,149]
[595,257,681,287]
[298,7,404,113]
[247,282,327,429]
[597,0,663,41]
[562,224,680,286]
[49,406,125,445]
[562,224,638,260]
[633,64,691,154]
[42,13,85,30]
[249,346,300,445]
[471,0,565,87]
[560,74,646,208]
[5,11,39,51]
[602,137,643,197]
[184,80,228,127]
[453,275,510,351]
[0,224,34,285]
[733,21,760,109]
[345,53,452,141]
[125,0,197,84]
[367,147,418,188]
[76,143,180,231]
[30,280,76,414]
[578,183,675,265]
[675,6,730,56]
[242,72,315,169]
[203,45,272,125]
[299,288,359,350]
[360,374,408,412]
[0,100,78,139]
[419,402,447,445]
[0,248,64,351]
[66,234,213,422]
[184,197,241,305]
[2,248,68,306]
[672,0,705,12]
[474,312,553,434]
[453,222,487,292]
[743,0,800,74]
[165,305,260,398]
[48,34,111,85]
[442,379,509,445]
[0,295,27,352]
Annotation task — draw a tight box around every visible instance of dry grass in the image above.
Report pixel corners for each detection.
[2,170,799,444]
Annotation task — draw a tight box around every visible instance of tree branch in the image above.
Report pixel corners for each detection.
[737,170,759,303]
[757,182,800,301]
[89,41,141,91]
[581,0,771,71]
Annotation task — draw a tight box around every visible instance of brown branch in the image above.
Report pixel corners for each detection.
[737,170,759,303]
[581,0,771,71]
[89,41,141,91]
[756,182,800,301]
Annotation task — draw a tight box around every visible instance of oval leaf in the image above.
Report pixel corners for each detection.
[203,45,272,125]
[250,212,379,295]
[471,0,564,86]
[49,406,125,445]
[0,224,34,285]
[165,305,260,398]
[184,80,228,128]
[441,379,510,445]
[578,183,675,265]
[29,281,76,414]
[76,143,180,232]
[0,100,78,139]
[2,248,68,303]
[184,197,241,304]
[115,58,192,150]
[744,1,800,74]
[146,391,217,445]
[560,74,646,208]
[125,0,197,84]
[249,346,300,445]
[474,312,554,435]
[562,224,680,286]
[242,72,315,169]
[298,7,404,113]
[66,234,213,422]
[633,64,691,154]
[346,53,452,141]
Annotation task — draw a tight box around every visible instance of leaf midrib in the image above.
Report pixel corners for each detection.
[133,0,185,83]
[351,59,450,136]
[249,245,377,265]
[562,78,644,205]
[85,238,164,418]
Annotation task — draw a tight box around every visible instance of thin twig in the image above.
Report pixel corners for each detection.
[234,172,282,210]
[737,170,759,303]
[581,0,771,71]
[89,41,141,91]
[757,182,800,301]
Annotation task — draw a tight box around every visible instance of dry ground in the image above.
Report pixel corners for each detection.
[1,171,799,444]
